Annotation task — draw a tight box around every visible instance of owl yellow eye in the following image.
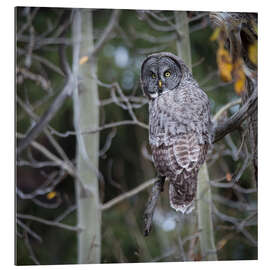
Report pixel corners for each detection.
[151,73,156,79]
[164,71,171,77]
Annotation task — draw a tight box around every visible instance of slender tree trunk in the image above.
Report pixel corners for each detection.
[174,11,217,261]
[72,9,101,264]
[174,11,192,70]
[197,163,217,260]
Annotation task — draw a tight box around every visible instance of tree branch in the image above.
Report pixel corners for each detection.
[212,87,257,143]
[101,178,157,211]
[17,76,73,155]
[88,10,121,60]
[17,213,82,232]
[143,177,166,236]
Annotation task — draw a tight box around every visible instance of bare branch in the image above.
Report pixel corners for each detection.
[188,12,209,23]
[101,178,157,211]
[88,10,121,60]
[212,194,256,212]
[17,213,82,232]
[130,27,177,44]
[100,96,148,108]
[145,11,175,23]
[17,67,51,91]
[212,88,257,143]
[18,7,40,36]
[23,230,40,265]
[212,205,257,246]
[17,219,42,243]
[213,98,241,122]
[17,76,73,155]
[17,96,70,163]
[17,133,75,177]
[32,197,61,209]
[139,12,176,32]
[99,128,117,157]
[54,205,77,223]
[143,177,166,236]
[24,26,35,68]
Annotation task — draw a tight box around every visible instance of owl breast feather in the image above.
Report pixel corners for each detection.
[149,84,211,148]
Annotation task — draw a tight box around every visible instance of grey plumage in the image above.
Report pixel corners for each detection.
[141,52,212,213]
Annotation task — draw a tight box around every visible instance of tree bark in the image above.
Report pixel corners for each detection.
[72,9,101,264]
[174,11,192,70]
[196,164,217,260]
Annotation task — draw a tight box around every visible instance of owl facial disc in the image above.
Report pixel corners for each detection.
[141,53,182,99]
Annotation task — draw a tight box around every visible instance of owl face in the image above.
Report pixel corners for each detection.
[141,53,182,99]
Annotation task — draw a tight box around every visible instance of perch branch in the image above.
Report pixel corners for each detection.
[143,177,166,236]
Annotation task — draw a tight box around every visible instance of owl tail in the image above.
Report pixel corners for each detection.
[168,173,197,214]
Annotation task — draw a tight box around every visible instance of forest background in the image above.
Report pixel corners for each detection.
[13,2,260,266]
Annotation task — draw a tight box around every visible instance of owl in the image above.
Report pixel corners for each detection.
[141,52,212,214]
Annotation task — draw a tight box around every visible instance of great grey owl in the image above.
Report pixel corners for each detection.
[141,52,212,214]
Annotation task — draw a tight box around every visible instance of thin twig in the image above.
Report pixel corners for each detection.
[54,205,77,223]
[23,230,40,265]
[17,76,74,155]
[17,213,82,232]
[213,87,257,143]
[17,47,65,76]
[16,133,75,176]
[99,128,117,157]
[143,177,166,236]
[17,95,70,163]
[101,178,157,211]
[88,10,121,60]
[213,98,241,122]
[17,219,42,243]
[18,7,40,36]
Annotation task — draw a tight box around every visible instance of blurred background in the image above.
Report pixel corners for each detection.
[16,7,257,264]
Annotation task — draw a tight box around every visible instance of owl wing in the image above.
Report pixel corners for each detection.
[151,132,204,178]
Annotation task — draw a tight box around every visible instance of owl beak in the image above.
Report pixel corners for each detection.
[158,80,162,88]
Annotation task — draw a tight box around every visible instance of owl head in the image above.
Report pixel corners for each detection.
[140,52,190,99]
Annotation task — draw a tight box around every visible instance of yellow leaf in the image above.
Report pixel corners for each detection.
[248,41,258,66]
[217,233,234,250]
[217,45,233,82]
[79,56,89,65]
[234,76,245,95]
[210,27,221,41]
[233,58,246,95]
[47,191,57,200]
[226,172,232,182]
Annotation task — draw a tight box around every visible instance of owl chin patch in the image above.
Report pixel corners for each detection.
[149,92,158,99]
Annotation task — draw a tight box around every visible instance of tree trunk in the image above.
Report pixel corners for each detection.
[174,11,192,70]
[72,9,101,264]
[196,163,217,260]
[174,11,217,261]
